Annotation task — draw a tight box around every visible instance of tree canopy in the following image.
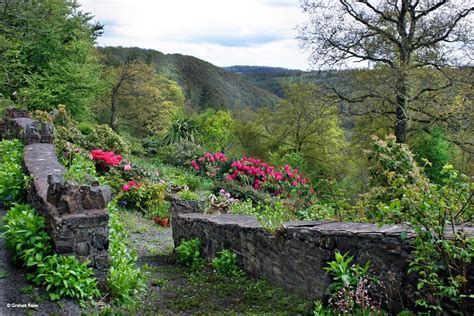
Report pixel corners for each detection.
[299,0,473,144]
[0,0,103,117]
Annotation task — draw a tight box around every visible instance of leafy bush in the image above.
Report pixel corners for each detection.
[146,200,170,219]
[0,139,23,164]
[229,199,256,216]
[296,203,335,221]
[412,128,453,183]
[322,252,381,314]
[64,154,98,183]
[177,189,200,201]
[31,255,99,303]
[84,124,130,154]
[367,134,422,187]
[156,141,205,167]
[3,204,52,267]
[213,179,270,204]
[0,139,27,206]
[254,200,289,234]
[3,203,100,305]
[211,249,243,277]
[120,182,167,213]
[77,122,95,135]
[175,238,204,270]
[0,161,28,206]
[108,207,146,305]
[142,136,162,156]
[357,135,429,223]
[402,165,474,312]
[32,110,53,123]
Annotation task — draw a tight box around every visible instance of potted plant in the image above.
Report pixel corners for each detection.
[148,201,171,227]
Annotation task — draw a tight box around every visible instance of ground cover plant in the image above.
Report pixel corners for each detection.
[2,204,100,305]
[107,200,147,305]
[0,139,29,206]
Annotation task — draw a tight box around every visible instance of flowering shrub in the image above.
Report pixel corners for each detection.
[122,180,140,192]
[91,149,123,166]
[119,182,167,214]
[191,152,227,177]
[225,156,314,198]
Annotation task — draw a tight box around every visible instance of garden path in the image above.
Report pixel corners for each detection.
[0,209,310,315]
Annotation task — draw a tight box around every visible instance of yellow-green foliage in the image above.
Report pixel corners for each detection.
[197,109,235,152]
[84,124,130,154]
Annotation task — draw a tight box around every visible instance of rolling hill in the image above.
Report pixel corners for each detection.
[97,47,281,110]
[224,65,356,98]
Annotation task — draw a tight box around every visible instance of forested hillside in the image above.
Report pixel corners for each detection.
[224,66,354,98]
[98,47,280,109]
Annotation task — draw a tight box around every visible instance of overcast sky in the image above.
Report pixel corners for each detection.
[78,0,311,70]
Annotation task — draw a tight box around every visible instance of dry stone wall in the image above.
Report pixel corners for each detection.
[172,211,474,313]
[1,109,111,286]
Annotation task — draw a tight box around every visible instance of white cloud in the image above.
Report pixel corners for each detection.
[78,0,311,69]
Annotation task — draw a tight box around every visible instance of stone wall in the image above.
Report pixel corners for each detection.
[1,109,111,286]
[173,212,474,313]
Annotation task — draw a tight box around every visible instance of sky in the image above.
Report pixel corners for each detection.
[78,0,311,70]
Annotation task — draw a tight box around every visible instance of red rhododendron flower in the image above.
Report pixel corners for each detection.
[90,149,123,166]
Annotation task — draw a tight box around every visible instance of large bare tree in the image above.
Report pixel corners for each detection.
[298,0,473,143]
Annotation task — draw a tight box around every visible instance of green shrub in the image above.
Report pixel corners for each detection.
[155,141,205,167]
[213,179,270,204]
[177,189,200,201]
[64,154,98,183]
[83,124,130,154]
[31,254,99,303]
[255,200,288,234]
[296,203,335,221]
[3,204,52,267]
[3,203,100,305]
[0,139,27,206]
[211,249,243,277]
[108,208,146,305]
[322,252,382,314]
[121,182,167,213]
[412,128,453,183]
[0,161,27,205]
[163,115,201,145]
[77,122,95,135]
[230,199,256,216]
[0,139,23,164]
[146,200,170,219]
[175,238,204,270]
[403,165,474,312]
[142,136,162,156]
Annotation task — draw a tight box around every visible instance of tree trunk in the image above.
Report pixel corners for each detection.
[110,95,118,131]
[395,69,409,143]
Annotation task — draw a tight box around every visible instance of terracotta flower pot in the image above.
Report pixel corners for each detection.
[153,216,170,227]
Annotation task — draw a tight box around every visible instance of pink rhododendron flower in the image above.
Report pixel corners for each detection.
[124,164,132,171]
[122,184,130,192]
